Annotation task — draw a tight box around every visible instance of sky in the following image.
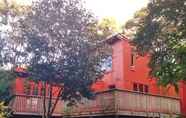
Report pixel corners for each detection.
[11,0,149,24]
[84,0,149,24]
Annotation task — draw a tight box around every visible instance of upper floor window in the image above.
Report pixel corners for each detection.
[130,47,136,67]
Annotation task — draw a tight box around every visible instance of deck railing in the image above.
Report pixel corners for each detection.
[10,89,181,117]
[62,89,181,117]
[10,94,63,116]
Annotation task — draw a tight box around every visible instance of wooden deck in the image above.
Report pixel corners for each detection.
[62,89,180,118]
[9,94,63,117]
[10,89,181,118]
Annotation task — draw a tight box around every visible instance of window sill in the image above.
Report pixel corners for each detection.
[130,66,135,71]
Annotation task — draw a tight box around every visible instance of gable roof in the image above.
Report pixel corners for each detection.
[106,33,128,45]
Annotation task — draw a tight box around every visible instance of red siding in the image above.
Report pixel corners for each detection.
[14,35,186,116]
[179,81,186,116]
[93,37,177,97]
[14,77,60,97]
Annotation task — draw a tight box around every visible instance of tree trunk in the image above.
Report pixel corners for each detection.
[42,82,47,118]
[47,84,53,118]
[49,88,63,115]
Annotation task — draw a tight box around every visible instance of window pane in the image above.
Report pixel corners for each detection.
[144,85,149,93]
[41,87,45,96]
[108,84,116,89]
[33,84,38,95]
[24,81,31,95]
[139,84,143,92]
[131,53,134,66]
[133,83,138,91]
[130,48,136,66]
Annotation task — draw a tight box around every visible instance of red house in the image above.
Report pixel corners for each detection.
[10,34,185,118]
[92,34,178,96]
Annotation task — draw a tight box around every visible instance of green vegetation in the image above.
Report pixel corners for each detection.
[126,0,186,90]
[0,0,115,118]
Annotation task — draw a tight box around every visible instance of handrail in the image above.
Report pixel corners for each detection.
[63,89,181,117]
[10,89,181,117]
[12,94,59,99]
[95,88,180,100]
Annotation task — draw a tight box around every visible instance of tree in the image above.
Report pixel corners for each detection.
[98,17,121,38]
[123,8,148,39]
[131,0,186,90]
[10,0,108,118]
[0,0,31,105]
[0,101,10,118]
[0,70,15,103]
[0,70,15,118]
[87,17,120,62]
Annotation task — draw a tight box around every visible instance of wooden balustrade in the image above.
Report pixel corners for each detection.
[62,89,181,117]
[10,94,63,116]
[10,89,181,117]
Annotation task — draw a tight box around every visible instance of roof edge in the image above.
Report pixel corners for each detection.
[106,33,128,45]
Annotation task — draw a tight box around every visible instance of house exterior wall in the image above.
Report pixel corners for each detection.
[14,75,60,97]
[179,81,186,116]
[13,35,186,116]
[93,36,178,97]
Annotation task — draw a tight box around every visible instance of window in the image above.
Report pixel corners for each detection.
[144,85,149,93]
[133,83,138,91]
[133,83,149,93]
[33,84,38,95]
[139,84,143,92]
[130,48,136,67]
[48,86,52,96]
[108,84,116,89]
[24,81,31,95]
[41,87,45,96]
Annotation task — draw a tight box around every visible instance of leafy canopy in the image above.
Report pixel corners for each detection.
[10,0,109,102]
[132,0,186,89]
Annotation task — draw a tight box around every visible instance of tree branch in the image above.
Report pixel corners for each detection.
[49,87,63,116]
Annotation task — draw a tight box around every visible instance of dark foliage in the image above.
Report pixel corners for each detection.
[133,0,186,89]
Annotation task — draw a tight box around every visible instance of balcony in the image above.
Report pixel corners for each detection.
[10,89,181,117]
[9,94,63,117]
[62,89,181,117]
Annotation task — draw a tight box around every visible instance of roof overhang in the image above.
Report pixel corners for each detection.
[106,33,128,45]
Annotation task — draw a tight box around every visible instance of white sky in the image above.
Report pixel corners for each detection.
[13,0,149,24]
[84,0,149,24]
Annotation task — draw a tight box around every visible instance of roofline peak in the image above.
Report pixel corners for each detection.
[106,33,128,45]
